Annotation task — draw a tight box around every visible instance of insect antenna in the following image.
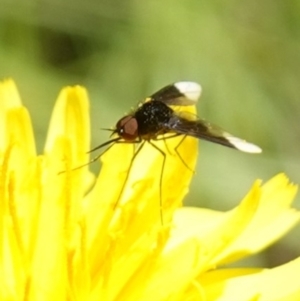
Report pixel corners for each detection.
[100,128,114,133]
[87,137,121,153]
[58,137,122,174]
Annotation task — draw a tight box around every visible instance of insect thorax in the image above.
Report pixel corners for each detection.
[134,100,173,138]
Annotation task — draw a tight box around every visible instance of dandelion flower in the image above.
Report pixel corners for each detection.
[0,79,299,301]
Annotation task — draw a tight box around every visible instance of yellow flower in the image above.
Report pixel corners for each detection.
[0,79,299,301]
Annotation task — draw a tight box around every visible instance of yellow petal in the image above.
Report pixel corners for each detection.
[198,257,300,301]
[111,182,261,300]
[0,79,35,155]
[0,80,39,299]
[129,174,299,299]
[21,86,91,300]
[44,85,90,168]
[166,180,261,272]
[215,174,299,265]
[167,174,299,270]
[2,80,299,301]
[84,106,198,300]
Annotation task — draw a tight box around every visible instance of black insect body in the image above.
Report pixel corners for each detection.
[116,101,174,141]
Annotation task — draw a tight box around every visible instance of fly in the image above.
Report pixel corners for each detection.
[90,81,261,154]
[72,82,262,222]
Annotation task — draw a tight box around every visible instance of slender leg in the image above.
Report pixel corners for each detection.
[154,133,181,141]
[111,138,167,225]
[148,140,166,225]
[174,135,195,173]
[112,139,144,209]
[155,134,195,172]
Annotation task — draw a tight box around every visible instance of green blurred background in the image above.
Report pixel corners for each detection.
[1,0,300,267]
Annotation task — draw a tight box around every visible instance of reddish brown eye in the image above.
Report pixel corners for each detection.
[116,116,138,140]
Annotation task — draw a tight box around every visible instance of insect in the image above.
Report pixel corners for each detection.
[88,81,261,157]
[73,82,261,223]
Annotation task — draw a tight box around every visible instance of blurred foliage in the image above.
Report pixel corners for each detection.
[1,0,300,266]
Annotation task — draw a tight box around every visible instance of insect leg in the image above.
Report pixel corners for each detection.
[154,133,181,155]
[174,135,195,173]
[148,140,166,225]
[154,133,181,141]
[112,138,144,209]
[154,134,195,172]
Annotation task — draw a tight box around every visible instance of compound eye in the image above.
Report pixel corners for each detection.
[116,116,138,140]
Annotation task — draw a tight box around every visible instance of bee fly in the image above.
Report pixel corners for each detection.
[72,82,261,222]
[90,81,261,154]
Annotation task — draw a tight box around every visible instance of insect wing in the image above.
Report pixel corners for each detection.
[149,81,202,106]
[166,113,262,153]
